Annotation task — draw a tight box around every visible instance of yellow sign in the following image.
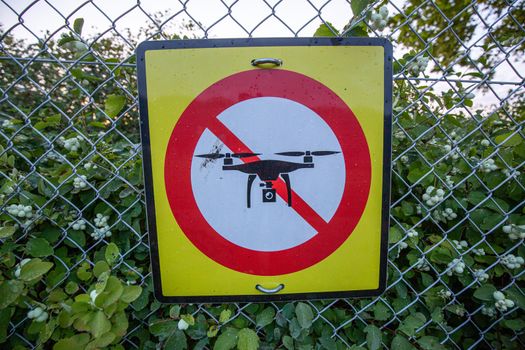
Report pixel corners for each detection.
[137,38,392,302]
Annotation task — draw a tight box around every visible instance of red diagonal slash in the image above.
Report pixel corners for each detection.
[209,118,329,233]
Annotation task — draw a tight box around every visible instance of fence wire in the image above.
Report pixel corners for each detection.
[0,0,524,349]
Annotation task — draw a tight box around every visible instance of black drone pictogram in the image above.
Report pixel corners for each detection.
[195,150,340,208]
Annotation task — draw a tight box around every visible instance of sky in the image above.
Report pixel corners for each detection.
[0,0,358,39]
[0,0,523,109]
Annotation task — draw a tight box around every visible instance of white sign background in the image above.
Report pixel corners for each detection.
[191,97,345,251]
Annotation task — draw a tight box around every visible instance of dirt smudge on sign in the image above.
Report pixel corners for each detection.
[200,140,224,170]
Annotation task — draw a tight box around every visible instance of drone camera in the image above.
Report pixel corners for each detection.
[262,189,276,203]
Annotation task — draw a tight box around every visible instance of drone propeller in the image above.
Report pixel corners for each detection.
[276,151,305,156]
[195,152,260,159]
[311,151,340,156]
[276,151,340,156]
[195,153,225,159]
[232,152,260,158]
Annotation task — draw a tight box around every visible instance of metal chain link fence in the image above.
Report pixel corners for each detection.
[0,0,524,349]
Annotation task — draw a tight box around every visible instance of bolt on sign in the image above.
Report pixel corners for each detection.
[137,38,392,302]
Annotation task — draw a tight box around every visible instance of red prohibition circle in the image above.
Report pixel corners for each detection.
[165,69,371,276]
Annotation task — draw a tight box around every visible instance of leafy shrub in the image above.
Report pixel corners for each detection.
[0,1,524,349]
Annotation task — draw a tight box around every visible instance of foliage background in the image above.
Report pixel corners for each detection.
[0,0,524,349]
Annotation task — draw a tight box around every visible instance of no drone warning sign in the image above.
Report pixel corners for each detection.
[137,38,392,302]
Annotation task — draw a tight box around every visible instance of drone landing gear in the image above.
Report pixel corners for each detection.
[281,173,292,207]
[246,174,292,208]
[247,174,256,208]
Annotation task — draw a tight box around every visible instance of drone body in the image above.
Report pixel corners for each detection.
[222,160,314,181]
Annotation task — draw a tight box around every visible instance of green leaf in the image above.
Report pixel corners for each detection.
[429,248,452,264]
[473,284,497,302]
[0,308,12,343]
[214,327,238,350]
[289,318,301,339]
[75,311,93,332]
[27,237,54,257]
[219,309,232,323]
[364,325,382,350]
[319,335,337,349]
[104,94,126,118]
[132,283,150,311]
[97,276,124,308]
[207,325,219,338]
[502,319,524,331]
[373,303,391,321]
[86,331,115,349]
[237,328,259,350]
[120,285,142,303]
[46,114,62,124]
[504,287,525,310]
[111,311,128,338]
[495,132,522,147]
[181,314,195,326]
[19,259,53,282]
[395,282,408,299]
[88,311,111,338]
[480,213,503,230]
[170,305,181,319]
[88,121,107,129]
[105,242,120,265]
[421,273,434,288]
[33,121,50,130]
[0,226,16,239]
[187,313,207,340]
[68,230,86,248]
[313,22,339,37]
[467,191,486,206]
[65,281,79,295]
[77,263,92,281]
[95,271,109,294]
[256,307,276,328]
[165,329,187,350]
[398,313,426,337]
[93,260,110,278]
[195,338,209,350]
[417,336,447,350]
[282,335,294,350]
[58,35,76,47]
[401,201,414,216]
[391,334,416,350]
[344,22,369,37]
[73,18,84,35]
[34,115,61,130]
[407,162,431,184]
[53,333,91,350]
[389,226,402,244]
[27,319,43,335]
[431,308,444,324]
[295,302,314,329]
[351,0,372,17]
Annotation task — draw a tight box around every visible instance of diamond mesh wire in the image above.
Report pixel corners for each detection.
[0,0,524,349]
